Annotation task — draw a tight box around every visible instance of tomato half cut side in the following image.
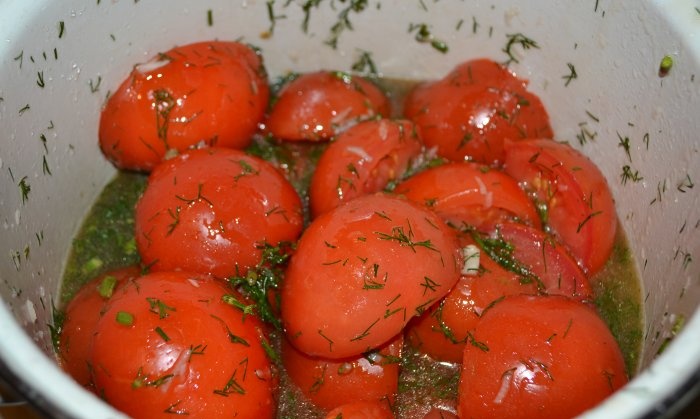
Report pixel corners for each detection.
[266,71,391,141]
[134,147,303,278]
[458,294,628,419]
[475,222,592,300]
[404,58,553,165]
[503,138,617,276]
[99,41,269,171]
[393,162,541,232]
[310,119,423,217]
[91,271,276,419]
[58,265,141,389]
[282,334,402,412]
[281,193,462,359]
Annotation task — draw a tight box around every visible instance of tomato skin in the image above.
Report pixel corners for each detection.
[59,266,141,388]
[265,71,391,141]
[134,147,303,278]
[281,193,462,359]
[394,162,541,232]
[99,41,269,171]
[310,119,423,217]
[282,334,402,412]
[484,222,592,300]
[406,237,537,363]
[324,400,395,419]
[91,271,276,419]
[503,139,617,275]
[458,295,628,419]
[404,59,553,165]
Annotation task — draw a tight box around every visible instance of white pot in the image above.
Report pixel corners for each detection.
[0,1,698,418]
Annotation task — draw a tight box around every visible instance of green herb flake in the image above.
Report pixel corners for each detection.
[502,33,539,65]
[659,55,673,77]
[147,297,176,319]
[18,176,31,204]
[116,311,134,326]
[562,63,577,86]
[58,21,66,38]
[98,275,118,298]
[155,326,170,342]
[207,9,213,26]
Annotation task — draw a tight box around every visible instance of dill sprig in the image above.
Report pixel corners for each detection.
[228,241,295,330]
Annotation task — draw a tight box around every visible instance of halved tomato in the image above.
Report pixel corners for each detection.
[393,162,541,232]
[282,334,402,412]
[265,71,391,141]
[310,119,423,217]
[503,139,617,275]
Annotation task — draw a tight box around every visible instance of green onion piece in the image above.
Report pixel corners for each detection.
[116,311,134,326]
[98,275,118,298]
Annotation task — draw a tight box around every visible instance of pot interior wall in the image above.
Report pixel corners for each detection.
[1,0,699,417]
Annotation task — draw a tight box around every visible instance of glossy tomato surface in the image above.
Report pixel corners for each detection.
[404,59,552,165]
[99,41,269,171]
[266,71,391,141]
[503,139,617,275]
[282,334,402,412]
[310,119,423,217]
[281,193,462,359]
[406,236,537,363]
[134,147,303,278]
[394,162,541,232]
[458,295,628,419]
[91,271,276,419]
[59,266,140,388]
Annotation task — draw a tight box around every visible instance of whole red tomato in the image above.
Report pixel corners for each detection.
[99,41,269,171]
[404,59,552,165]
[91,271,276,418]
[266,71,391,141]
[58,266,140,389]
[281,193,462,359]
[458,294,628,419]
[134,147,303,278]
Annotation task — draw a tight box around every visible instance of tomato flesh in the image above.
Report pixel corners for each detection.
[503,139,617,275]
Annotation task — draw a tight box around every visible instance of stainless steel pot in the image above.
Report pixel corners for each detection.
[1,1,699,417]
